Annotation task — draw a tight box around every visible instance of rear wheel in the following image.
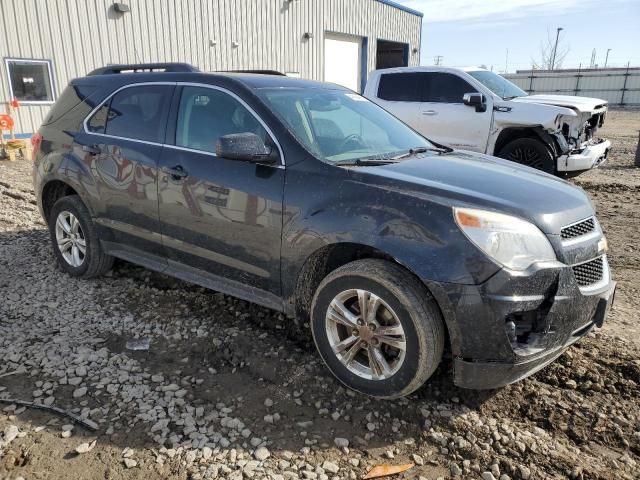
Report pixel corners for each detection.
[498,137,555,174]
[49,195,114,278]
[310,259,445,398]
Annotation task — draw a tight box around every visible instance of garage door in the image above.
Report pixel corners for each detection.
[324,33,362,92]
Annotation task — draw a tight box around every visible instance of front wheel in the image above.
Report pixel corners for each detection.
[310,259,445,398]
[497,137,556,174]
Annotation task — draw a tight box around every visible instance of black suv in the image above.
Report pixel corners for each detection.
[33,63,615,398]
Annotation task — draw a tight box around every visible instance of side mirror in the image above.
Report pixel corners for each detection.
[216,132,278,164]
[463,93,487,112]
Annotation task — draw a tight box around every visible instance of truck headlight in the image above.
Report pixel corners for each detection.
[454,207,557,271]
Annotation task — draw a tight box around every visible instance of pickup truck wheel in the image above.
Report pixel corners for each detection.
[49,195,114,278]
[498,137,555,174]
[310,259,445,399]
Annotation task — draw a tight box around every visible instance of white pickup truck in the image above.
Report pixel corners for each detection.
[364,66,611,176]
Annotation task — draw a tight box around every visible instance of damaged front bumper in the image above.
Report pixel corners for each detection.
[557,138,611,172]
[427,257,616,390]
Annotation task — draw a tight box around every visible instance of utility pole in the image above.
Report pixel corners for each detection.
[550,27,563,70]
[590,49,596,68]
[604,48,612,68]
[434,55,443,66]
[505,48,509,73]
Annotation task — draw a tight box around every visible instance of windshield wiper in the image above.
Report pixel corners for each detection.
[391,145,451,160]
[333,158,400,166]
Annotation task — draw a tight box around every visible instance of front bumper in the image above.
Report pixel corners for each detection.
[557,138,611,172]
[427,259,616,390]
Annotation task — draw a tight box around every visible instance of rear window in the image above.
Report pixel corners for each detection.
[41,84,97,125]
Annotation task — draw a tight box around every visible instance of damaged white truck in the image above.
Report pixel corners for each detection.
[364,66,610,176]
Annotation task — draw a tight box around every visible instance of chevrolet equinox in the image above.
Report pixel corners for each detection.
[32,63,616,398]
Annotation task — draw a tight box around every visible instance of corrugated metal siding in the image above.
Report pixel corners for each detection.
[1,0,422,134]
[503,68,640,105]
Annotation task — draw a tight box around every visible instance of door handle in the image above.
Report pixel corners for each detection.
[81,144,101,155]
[422,110,438,116]
[162,165,188,180]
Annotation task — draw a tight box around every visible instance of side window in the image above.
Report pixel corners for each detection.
[87,104,109,133]
[175,86,269,154]
[87,85,173,142]
[377,73,423,102]
[426,73,476,103]
[105,86,173,142]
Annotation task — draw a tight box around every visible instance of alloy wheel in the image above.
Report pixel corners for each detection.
[325,289,406,380]
[55,211,86,267]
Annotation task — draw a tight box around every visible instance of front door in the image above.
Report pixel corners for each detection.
[416,72,492,152]
[77,83,174,260]
[158,85,285,299]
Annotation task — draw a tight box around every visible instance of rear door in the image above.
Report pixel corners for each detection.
[158,84,285,301]
[76,83,174,262]
[415,72,492,151]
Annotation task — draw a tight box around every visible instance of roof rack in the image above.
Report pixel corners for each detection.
[222,69,285,76]
[88,63,200,76]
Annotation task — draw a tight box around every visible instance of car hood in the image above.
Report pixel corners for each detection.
[511,94,608,113]
[354,151,594,235]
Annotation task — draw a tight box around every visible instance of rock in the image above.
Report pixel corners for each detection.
[411,454,424,466]
[334,437,349,448]
[75,440,97,454]
[1,425,20,445]
[482,473,497,480]
[519,466,531,480]
[450,463,462,476]
[123,458,137,468]
[72,387,87,398]
[254,447,270,461]
[322,460,340,474]
[264,398,274,407]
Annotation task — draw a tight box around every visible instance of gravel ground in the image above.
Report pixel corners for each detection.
[1,109,639,480]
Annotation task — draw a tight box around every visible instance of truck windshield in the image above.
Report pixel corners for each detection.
[256,88,434,163]
[467,70,528,100]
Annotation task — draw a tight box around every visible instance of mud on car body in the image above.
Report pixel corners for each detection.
[32,63,615,398]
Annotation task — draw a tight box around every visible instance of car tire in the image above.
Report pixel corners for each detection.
[48,195,114,278]
[310,259,445,399]
[497,137,555,174]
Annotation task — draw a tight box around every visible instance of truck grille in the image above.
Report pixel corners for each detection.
[561,217,595,240]
[572,256,604,287]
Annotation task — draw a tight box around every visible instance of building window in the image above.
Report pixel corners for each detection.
[5,58,55,104]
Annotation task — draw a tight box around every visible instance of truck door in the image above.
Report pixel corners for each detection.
[415,72,492,152]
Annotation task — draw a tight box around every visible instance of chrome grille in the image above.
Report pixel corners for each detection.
[572,257,604,287]
[561,217,596,240]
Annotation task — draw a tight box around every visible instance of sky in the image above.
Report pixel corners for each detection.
[395,0,640,72]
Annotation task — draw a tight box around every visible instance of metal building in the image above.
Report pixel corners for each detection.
[0,0,422,136]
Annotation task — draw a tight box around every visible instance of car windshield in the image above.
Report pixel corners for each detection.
[467,70,528,99]
[256,87,434,163]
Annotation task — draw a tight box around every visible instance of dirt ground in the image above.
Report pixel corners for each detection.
[1,109,639,480]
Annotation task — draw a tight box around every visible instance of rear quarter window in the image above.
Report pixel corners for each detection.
[41,84,98,125]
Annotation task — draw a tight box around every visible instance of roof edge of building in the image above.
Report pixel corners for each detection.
[376,0,423,18]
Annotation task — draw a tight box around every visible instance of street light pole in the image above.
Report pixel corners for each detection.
[550,27,563,70]
[604,48,612,68]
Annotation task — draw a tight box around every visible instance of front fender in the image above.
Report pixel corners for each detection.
[280,160,500,303]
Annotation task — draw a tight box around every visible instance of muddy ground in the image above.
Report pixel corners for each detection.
[1,109,639,480]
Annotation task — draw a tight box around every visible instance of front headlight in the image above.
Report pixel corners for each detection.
[454,207,557,271]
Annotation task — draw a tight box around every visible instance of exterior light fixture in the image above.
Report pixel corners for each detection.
[112,3,130,13]
[303,32,313,40]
